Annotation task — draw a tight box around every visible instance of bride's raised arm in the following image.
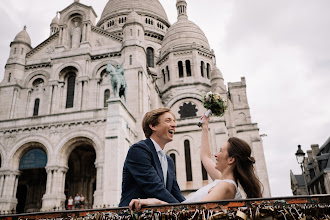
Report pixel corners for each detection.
[200,114,222,181]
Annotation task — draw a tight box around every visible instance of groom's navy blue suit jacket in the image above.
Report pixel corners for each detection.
[119,138,185,207]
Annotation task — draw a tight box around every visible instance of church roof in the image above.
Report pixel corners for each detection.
[13,26,31,46]
[161,18,210,56]
[98,0,169,26]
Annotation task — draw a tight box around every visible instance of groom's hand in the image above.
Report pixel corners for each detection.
[129,198,142,211]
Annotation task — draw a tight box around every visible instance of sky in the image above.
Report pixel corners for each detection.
[0,0,330,197]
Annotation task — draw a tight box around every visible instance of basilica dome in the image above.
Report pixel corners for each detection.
[98,0,169,26]
[161,18,210,56]
[13,26,31,46]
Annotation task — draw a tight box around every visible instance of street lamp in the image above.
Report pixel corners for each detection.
[295,145,309,195]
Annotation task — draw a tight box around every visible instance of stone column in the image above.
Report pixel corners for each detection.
[9,88,18,119]
[80,21,91,48]
[55,167,68,195]
[41,166,67,211]
[11,174,19,199]
[59,82,65,110]
[51,84,59,114]
[1,175,9,198]
[93,162,104,208]
[102,97,136,207]
[3,171,19,198]
[76,80,83,111]
[59,26,63,45]
[0,174,4,197]
[25,90,31,117]
[0,170,20,211]
[45,168,53,194]
[56,25,67,52]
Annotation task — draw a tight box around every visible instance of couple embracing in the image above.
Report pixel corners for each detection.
[119,108,262,209]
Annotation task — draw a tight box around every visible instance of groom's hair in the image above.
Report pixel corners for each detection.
[142,108,175,138]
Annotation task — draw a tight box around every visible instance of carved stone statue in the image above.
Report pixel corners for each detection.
[71,22,81,48]
[106,62,127,101]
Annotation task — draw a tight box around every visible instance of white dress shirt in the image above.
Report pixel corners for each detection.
[150,138,168,186]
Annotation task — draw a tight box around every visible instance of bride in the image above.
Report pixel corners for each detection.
[129,114,262,210]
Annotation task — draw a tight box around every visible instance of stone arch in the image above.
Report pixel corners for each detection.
[238,112,247,124]
[166,149,179,176]
[177,135,196,154]
[56,130,101,208]
[167,93,202,108]
[166,149,179,156]
[61,10,87,25]
[55,62,83,81]
[9,136,53,170]
[24,70,50,88]
[10,139,51,213]
[92,60,120,79]
[55,129,104,166]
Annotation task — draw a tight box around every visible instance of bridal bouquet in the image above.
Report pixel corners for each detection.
[198,91,227,127]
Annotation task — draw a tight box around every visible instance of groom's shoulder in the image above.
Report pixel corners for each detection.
[130,138,152,151]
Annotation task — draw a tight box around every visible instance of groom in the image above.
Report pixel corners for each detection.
[119,108,185,207]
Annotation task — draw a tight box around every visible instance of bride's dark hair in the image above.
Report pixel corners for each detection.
[227,137,263,198]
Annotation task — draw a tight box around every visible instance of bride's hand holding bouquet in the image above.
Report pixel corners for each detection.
[198,91,227,127]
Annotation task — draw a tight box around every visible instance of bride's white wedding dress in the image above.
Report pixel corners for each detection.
[183,179,242,203]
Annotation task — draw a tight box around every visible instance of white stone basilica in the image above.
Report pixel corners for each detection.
[0,0,271,213]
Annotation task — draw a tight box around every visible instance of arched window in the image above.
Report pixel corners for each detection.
[19,148,47,170]
[21,48,24,55]
[166,66,170,82]
[32,78,44,88]
[178,61,184,78]
[146,47,154,67]
[186,60,191,77]
[201,162,208,180]
[33,98,40,116]
[184,140,193,181]
[201,61,205,77]
[170,153,176,176]
[14,48,17,54]
[207,63,211,79]
[8,73,11,82]
[130,55,133,65]
[238,95,241,102]
[66,73,76,108]
[104,89,110,107]
[162,69,166,84]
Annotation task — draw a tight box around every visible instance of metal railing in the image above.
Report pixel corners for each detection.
[1,195,329,220]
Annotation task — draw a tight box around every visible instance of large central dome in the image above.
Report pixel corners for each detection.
[98,0,169,26]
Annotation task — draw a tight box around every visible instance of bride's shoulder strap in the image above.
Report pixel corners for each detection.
[221,179,238,189]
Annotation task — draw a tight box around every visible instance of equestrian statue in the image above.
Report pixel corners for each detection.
[106,61,127,102]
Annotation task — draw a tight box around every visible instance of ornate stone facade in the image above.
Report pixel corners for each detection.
[0,0,271,213]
